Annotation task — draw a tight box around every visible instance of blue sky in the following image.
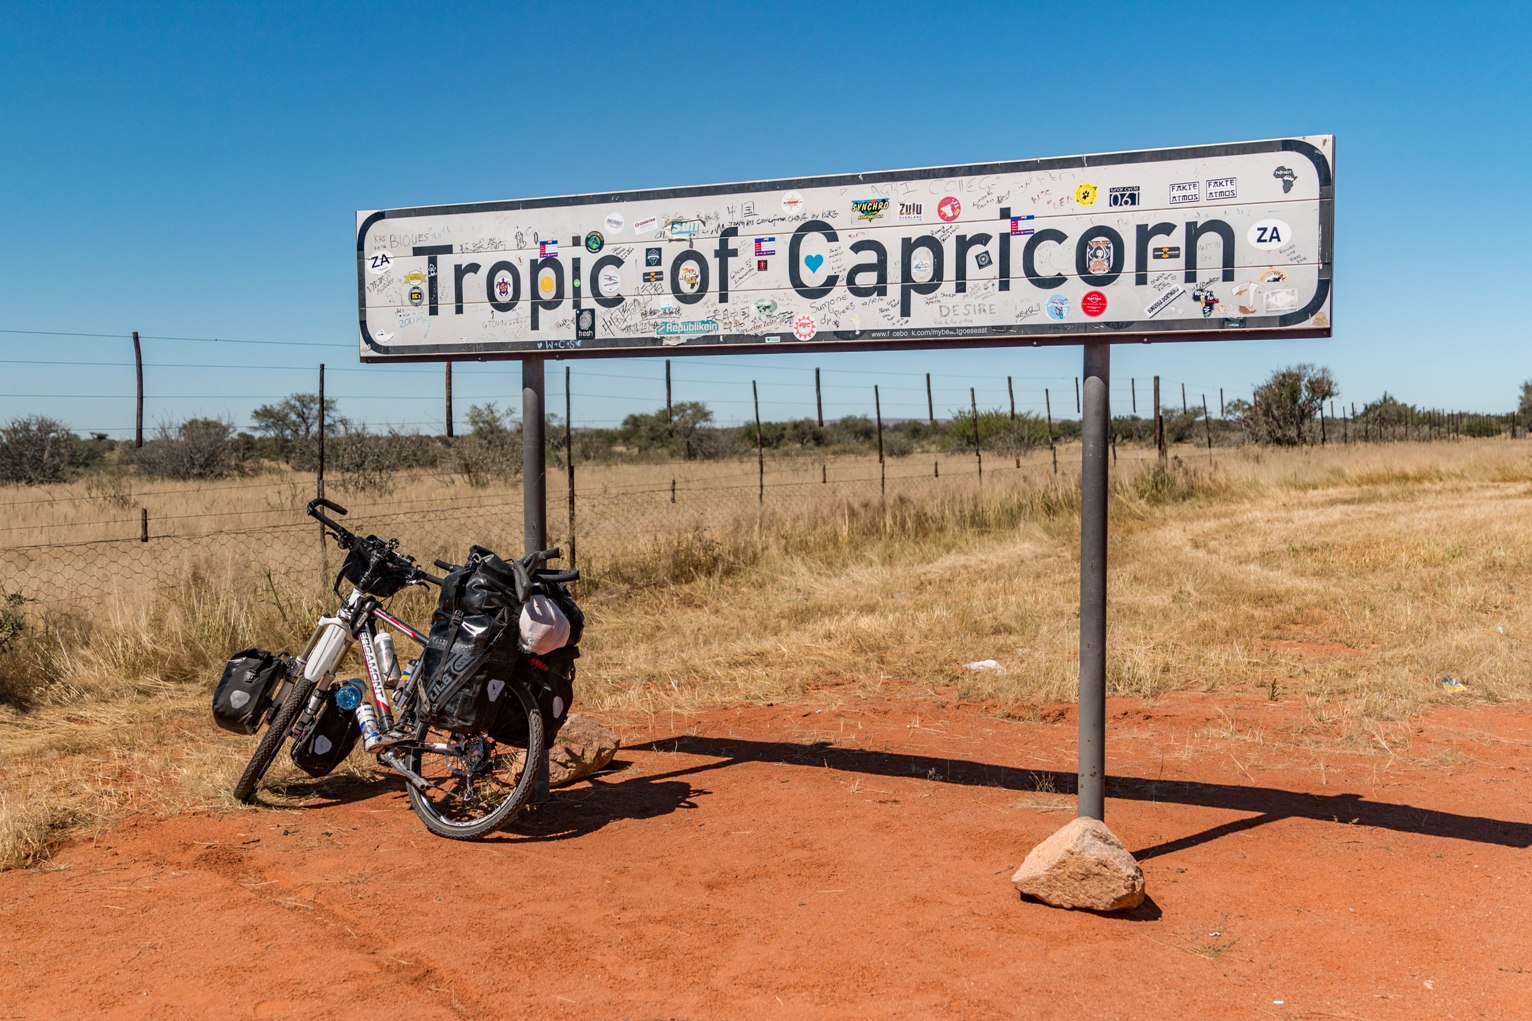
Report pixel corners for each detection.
[2,1,1526,436]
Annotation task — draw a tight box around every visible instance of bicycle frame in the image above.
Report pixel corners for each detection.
[287,588,429,742]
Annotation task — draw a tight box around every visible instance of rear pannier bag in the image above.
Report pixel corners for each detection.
[491,647,577,748]
[289,690,362,777]
[415,548,523,732]
[212,648,288,735]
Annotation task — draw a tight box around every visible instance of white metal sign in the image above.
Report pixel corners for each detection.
[356,136,1332,361]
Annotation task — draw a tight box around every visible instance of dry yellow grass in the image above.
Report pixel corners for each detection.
[3,438,1531,867]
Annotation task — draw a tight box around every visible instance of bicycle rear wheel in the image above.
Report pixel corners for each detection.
[404,683,545,839]
[233,673,316,803]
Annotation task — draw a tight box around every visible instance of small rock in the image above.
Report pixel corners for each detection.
[548,715,619,787]
[1012,816,1146,911]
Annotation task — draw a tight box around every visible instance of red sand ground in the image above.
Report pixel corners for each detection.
[2,685,1529,1020]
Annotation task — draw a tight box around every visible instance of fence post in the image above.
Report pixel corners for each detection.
[1153,375,1165,464]
[753,380,763,505]
[1075,376,1081,414]
[1180,382,1187,415]
[926,372,934,426]
[132,330,144,449]
[815,367,824,428]
[1220,387,1225,419]
[1318,404,1327,445]
[665,359,673,432]
[316,363,326,501]
[140,508,148,543]
[1008,376,1016,420]
[875,384,886,498]
[1131,377,1137,415]
[970,387,983,484]
[1202,394,1213,464]
[445,362,454,438]
[1044,388,1057,474]
[565,365,575,570]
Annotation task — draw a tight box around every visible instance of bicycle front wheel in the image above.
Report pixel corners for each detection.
[405,683,545,840]
[232,674,316,803]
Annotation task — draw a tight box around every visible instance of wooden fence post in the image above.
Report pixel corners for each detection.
[133,331,144,449]
[875,384,886,498]
[1044,387,1057,474]
[753,380,763,505]
[970,387,983,483]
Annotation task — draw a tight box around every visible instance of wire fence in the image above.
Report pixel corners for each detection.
[3,328,1529,615]
[0,441,1138,614]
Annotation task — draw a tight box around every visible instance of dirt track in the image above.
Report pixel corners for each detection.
[3,686,1529,1019]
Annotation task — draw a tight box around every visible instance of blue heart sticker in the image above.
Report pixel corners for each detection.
[804,254,825,273]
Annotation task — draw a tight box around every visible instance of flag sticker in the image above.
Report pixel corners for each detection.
[1009,215,1035,236]
[539,239,558,258]
[754,236,776,257]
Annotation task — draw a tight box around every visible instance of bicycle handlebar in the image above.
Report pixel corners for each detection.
[306,498,354,543]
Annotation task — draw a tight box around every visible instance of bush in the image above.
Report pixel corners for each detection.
[0,416,84,485]
[134,418,241,480]
[1462,415,1503,439]
[451,403,522,486]
[942,408,1049,456]
[330,429,443,494]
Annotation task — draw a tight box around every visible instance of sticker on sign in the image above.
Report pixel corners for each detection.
[356,136,1333,361]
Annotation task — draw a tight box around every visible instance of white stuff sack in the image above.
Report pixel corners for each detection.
[518,594,571,655]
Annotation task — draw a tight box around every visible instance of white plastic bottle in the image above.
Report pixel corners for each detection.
[373,631,401,689]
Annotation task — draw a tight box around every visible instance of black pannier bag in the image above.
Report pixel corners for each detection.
[289,690,362,777]
[212,648,289,735]
[415,547,524,732]
[492,646,577,748]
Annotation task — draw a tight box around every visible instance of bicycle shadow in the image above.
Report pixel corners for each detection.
[256,759,703,842]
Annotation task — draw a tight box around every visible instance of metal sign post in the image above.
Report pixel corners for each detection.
[1077,342,1110,821]
[522,356,546,554]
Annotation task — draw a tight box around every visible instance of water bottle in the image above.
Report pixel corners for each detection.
[373,632,401,689]
[354,702,384,751]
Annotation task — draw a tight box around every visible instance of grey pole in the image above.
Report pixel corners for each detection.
[1078,341,1110,821]
[522,357,547,555]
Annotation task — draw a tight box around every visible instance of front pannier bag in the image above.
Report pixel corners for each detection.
[212,648,289,734]
[290,690,362,777]
[415,549,523,732]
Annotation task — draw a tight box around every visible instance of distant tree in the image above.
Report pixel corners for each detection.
[618,402,719,460]
[1247,364,1338,446]
[1519,380,1532,419]
[251,393,343,447]
[0,416,83,485]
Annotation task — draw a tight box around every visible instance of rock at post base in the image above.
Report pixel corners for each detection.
[548,715,619,787]
[1012,816,1146,911]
